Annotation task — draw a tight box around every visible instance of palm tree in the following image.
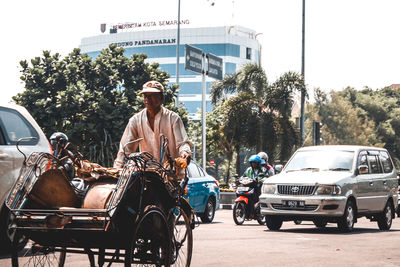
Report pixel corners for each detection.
[220,92,256,176]
[268,72,305,160]
[211,64,305,172]
[212,64,268,147]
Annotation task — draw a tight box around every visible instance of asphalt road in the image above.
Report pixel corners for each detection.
[1,209,400,266]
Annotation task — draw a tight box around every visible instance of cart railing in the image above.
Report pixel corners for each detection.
[6,150,186,233]
[6,152,54,211]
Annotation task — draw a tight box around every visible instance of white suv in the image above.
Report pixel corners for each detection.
[260,145,398,232]
[0,104,51,251]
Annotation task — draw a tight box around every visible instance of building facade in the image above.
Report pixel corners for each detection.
[80,25,261,119]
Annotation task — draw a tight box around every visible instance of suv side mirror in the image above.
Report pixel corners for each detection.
[358,165,369,175]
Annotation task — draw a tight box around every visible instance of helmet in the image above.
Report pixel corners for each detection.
[50,132,69,150]
[257,152,268,162]
[249,155,262,164]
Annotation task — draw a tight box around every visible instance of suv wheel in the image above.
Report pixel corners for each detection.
[337,200,356,232]
[377,201,393,230]
[200,198,215,223]
[266,216,283,231]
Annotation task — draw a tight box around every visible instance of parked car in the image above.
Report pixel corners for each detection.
[183,161,220,223]
[0,104,52,251]
[260,145,398,232]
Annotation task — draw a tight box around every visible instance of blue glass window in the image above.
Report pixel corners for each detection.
[85,43,241,59]
[225,63,237,74]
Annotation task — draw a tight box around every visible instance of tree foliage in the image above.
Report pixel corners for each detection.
[311,86,400,166]
[188,106,236,183]
[13,45,183,166]
[268,71,304,161]
[313,88,381,146]
[210,63,304,178]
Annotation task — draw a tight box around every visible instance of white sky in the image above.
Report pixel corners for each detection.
[1,0,399,104]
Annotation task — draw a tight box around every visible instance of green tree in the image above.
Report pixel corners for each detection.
[267,71,304,161]
[188,106,235,183]
[211,64,303,173]
[13,45,183,166]
[308,86,400,167]
[340,87,400,165]
[313,89,381,146]
[212,64,268,151]
[221,93,257,177]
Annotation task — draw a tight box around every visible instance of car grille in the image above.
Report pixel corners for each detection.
[277,185,317,195]
[272,203,318,211]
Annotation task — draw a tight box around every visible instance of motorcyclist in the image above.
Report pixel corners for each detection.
[240,155,267,219]
[243,155,267,202]
[257,151,275,177]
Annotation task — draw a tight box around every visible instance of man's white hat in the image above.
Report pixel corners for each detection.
[139,81,164,94]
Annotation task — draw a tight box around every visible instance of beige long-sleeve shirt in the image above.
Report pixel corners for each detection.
[113,107,192,168]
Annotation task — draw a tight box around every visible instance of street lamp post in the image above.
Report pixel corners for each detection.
[255,32,263,66]
[175,0,181,108]
[300,0,306,145]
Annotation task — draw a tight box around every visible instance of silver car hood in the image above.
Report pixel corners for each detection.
[264,170,354,185]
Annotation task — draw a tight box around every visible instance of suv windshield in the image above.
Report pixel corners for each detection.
[285,150,354,172]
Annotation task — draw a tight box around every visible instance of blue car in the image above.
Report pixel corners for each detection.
[184,162,220,223]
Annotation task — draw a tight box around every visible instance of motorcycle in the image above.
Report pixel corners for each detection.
[232,175,266,225]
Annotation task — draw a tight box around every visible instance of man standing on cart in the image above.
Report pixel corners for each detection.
[114,80,192,168]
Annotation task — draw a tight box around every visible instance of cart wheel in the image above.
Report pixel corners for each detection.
[125,206,171,266]
[169,206,193,267]
[11,241,66,267]
[0,204,28,253]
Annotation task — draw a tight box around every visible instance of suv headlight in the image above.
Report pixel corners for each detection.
[262,184,276,194]
[316,185,341,195]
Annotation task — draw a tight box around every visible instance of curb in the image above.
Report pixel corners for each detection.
[220,204,233,210]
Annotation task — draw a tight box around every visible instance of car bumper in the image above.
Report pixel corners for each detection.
[259,194,347,217]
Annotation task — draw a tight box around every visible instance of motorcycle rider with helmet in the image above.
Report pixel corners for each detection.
[243,155,267,203]
[232,155,267,225]
[257,151,275,177]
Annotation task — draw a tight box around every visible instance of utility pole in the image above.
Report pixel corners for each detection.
[300,0,306,145]
[201,53,207,171]
[175,0,181,108]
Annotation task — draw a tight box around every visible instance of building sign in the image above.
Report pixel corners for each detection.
[185,45,203,74]
[112,38,176,48]
[207,53,223,80]
[111,19,190,31]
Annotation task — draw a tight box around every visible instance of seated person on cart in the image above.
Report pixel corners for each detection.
[113,80,194,224]
[113,80,192,169]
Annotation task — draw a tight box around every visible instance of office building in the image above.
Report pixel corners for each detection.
[80,25,261,119]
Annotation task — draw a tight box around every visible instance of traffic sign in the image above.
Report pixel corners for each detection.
[206,53,223,80]
[210,159,215,165]
[185,45,203,74]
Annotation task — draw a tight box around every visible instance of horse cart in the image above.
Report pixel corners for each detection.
[6,138,194,266]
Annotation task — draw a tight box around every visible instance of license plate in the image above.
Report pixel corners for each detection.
[283,200,305,208]
[237,186,249,191]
